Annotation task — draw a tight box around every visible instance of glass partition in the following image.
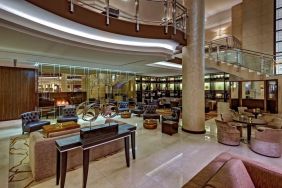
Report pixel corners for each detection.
[242,81,264,99]
[37,63,136,107]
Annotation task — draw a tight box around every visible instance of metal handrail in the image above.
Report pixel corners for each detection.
[205,40,278,75]
[73,0,187,33]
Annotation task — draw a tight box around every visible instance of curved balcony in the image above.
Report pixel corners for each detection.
[26,0,187,46]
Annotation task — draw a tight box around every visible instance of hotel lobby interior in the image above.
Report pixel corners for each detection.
[1,0,282,187]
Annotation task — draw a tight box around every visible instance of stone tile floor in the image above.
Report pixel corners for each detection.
[0,116,282,188]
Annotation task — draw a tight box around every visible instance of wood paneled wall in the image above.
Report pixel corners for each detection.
[0,66,37,121]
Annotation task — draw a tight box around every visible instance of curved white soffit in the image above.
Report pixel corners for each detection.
[0,0,178,55]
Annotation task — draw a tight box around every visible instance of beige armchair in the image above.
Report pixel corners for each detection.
[215,119,241,146]
[250,129,282,158]
[259,114,282,129]
[238,106,253,117]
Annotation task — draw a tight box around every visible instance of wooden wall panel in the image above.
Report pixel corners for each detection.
[0,66,36,121]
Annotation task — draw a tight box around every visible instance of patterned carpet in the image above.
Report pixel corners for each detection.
[9,135,35,188]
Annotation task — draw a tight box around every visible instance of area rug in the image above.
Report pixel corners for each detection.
[9,135,35,188]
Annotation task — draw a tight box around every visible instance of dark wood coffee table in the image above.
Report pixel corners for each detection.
[233,117,266,143]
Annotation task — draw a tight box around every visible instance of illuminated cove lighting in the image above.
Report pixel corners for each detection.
[0,3,176,51]
[147,61,182,70]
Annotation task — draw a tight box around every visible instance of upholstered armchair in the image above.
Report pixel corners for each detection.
[143,105,160,121]
[131,102,145,117]
[250,129,282,158]
[215,119,241,146]
[238,106,253,117]
[259,114,282,129]
[162,107,181,122]
[57,107,78,123]
[21,111,50,134]
[118,101,129,112]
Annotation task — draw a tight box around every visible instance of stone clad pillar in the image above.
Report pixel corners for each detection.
[182,0,205,133]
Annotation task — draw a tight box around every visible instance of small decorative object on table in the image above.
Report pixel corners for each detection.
[143,119,158,129]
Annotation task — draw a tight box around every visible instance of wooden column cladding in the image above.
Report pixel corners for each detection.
[0,66,37,121]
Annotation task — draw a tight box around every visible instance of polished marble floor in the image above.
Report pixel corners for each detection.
[0,116,282,188]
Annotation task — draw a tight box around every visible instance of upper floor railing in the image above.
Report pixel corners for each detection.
[73,0,187,37]
[26,0,187,45]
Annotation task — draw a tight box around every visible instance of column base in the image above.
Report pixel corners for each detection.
[182,128,206,134]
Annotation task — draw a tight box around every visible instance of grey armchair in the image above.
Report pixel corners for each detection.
[57,107,78,123]
[21,111,50,134]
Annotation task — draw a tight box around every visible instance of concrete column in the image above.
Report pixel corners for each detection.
[182,0,205,133]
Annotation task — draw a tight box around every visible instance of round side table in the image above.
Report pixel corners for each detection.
[143,119,158,129]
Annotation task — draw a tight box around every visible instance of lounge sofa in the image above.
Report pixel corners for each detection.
[29,127,123,181]
[182,152,282,188]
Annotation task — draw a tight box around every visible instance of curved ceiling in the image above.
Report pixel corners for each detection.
[0,0,178,54]
[0,0,237,76]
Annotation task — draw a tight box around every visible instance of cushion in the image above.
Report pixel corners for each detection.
[57,116,78,123]
[63,107,76,117]
[26,121,50,128]
[206,159,255,188]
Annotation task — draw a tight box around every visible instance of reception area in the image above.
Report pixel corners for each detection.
[0,0,282,188]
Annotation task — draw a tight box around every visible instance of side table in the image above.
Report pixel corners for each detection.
[162,120,178,135]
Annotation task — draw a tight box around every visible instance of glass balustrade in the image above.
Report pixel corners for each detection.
[206,42,276,76]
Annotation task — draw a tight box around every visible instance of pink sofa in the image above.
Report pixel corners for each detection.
[29,127,123,181]
[182,152,282,188]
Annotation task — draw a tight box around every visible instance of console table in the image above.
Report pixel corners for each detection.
[55,124,136,188]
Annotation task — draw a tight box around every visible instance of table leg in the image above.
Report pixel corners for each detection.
[124,136,130,167]
[130,131,136,160]
[83,149,90,188]
[247,123,251,143]
[60,152,68,188]
[56,149,60,185]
